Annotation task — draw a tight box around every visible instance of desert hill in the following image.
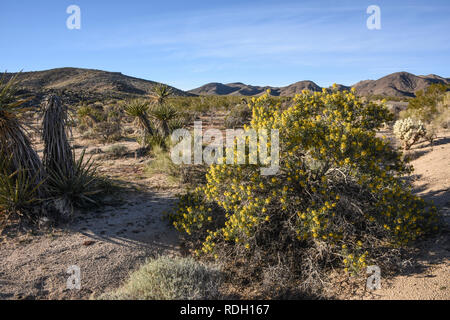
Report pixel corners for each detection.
[4,67,194,106]
[352,72,450,97]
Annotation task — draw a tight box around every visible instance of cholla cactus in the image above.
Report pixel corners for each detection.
[393,117,426,149]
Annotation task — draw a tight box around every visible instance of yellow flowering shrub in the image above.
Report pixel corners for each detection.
[168,88,438,283]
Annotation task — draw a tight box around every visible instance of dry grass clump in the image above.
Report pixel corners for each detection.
[144,145,181,183]
[101,256,223,300]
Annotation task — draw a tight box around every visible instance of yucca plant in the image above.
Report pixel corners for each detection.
[150,84,172,105]
[0,73,44,193]
[46,150,101,213]
[42,95,74,178]
[125,99,154,146]
[149,103,179,137]
[0,169,43,222]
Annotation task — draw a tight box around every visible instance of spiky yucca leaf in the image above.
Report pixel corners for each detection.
[125,99,154,144]
[150,84,172,105]
[0,155,43,220]
[125,99,149,118]
[0,73,31,114]
[46,150,101,211]
[149,103,178,137]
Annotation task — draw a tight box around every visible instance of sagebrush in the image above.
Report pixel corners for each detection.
[101,256,223,300]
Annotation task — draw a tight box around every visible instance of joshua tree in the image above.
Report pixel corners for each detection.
[125,99,154,145]
[148,84,178,137]
[150,84,172,105]
[149,103,178,137]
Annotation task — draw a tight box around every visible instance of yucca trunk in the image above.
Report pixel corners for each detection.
[42,95,74,178]
[139,113,154,137]
[158,120,170,137]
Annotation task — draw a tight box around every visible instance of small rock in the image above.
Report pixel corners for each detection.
[82,240,95,246]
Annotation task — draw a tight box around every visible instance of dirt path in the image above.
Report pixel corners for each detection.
[0,186,180,300]
[360,132,450,300]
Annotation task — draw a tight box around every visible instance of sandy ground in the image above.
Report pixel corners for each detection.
[0,128,448,300]
[0,184,180,299]
[356,131,450,300]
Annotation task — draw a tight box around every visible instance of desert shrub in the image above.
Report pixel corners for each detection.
[169,116,188,132]
[400,84,450,139]
[367,94,410,103]
[92,105,123,143]
[101,256,223,300]
[224,104,252,128]
[105,144,129,158]
[393,117,427,150]
[168,96,252,114]
[433,92,450,129]
[76,104,103,126]
[76,103,123,143]
[93,120,122,142]
[168,88,438,293]
[407,84,448,122]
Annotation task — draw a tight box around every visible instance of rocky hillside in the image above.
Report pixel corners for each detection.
[190,72,449,97]
[5,68,194,106]
[352,72,449,97]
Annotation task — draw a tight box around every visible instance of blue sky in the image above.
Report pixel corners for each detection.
[1,0,449,90]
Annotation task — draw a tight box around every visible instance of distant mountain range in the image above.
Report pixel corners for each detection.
[189,72,450,98]
[188,80,322,97]
[4,68,449,106]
